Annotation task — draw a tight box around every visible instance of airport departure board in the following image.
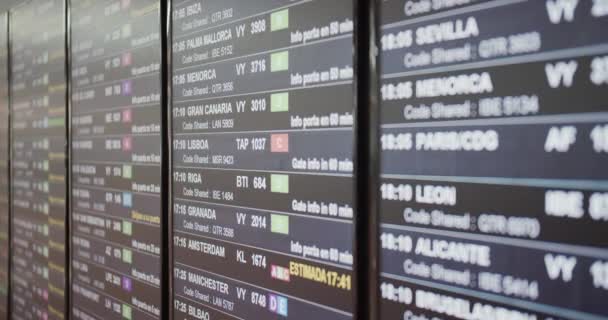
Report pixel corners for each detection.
[379,1,608,320]
[70,1,163,319]
[171,1,355,319]
[10,0,67,319]
[0,12,9,320]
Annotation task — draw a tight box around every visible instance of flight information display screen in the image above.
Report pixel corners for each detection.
[171,1,355,319]
[10,0,67,319]
[379,1,608,320]
[0,12,8,320]
[70,1,163,319]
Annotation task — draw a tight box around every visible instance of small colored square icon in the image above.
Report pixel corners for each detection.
[122,52,132,66]
[122,221,132,236]
[122,109,132,123]
[122,277,132,291]
[270,265,290,282]
[122,136,132,151]
[271,134,289,153]
[122,249,132,264]
[271,51,289,72]
[122,80,132,95]
[271,214,289,235]
[270,92,289,112]
[123,192,132,208]
[48,117,64,128]
[122,304,132,320]
[270,174,289,194]
[271,9,289,31]
[269,294,288,316]
[122,165,132,179]
[122,24,131,38]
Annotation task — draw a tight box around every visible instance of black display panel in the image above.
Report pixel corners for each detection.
[9,0,67,318]
[170,1,355,319]
[379,1,608,320]
[69,1,163,320]
[0,11,9,320]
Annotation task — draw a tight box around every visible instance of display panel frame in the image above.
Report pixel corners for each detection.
[353,0,381,319]
[0,10,11,320]
[375,1,608,319]
[63,0,70,316]
[66,0,73,315]
[166,1,175,320]
[160,0,170,319]
[9,0,69,317]
[67,1,169,319]
[166,1,369,319]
